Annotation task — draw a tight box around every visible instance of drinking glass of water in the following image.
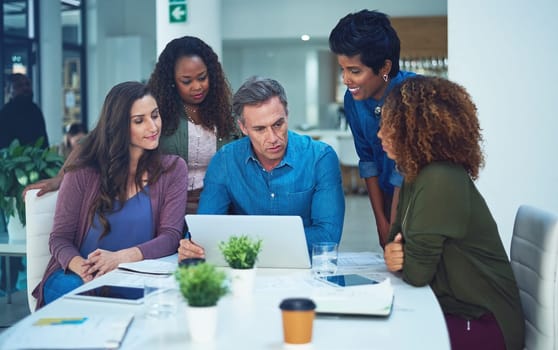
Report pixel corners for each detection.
[311,242,338,276]
[143,276,179,319]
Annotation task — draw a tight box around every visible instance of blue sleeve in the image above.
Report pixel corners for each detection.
[304,146,345,252]
[344,91,379,179]
[197,151,232,214]
[390,168,404,187]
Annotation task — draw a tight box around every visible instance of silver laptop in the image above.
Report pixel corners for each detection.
[185,214,311,269]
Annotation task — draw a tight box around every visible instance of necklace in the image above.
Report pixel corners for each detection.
[184,104,198,114]
[184,104,199,124]
[186,115,197,124]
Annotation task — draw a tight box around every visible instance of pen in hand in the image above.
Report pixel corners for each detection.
[179,220,205,261]
[184,230,192,242]
[179,229,205,265]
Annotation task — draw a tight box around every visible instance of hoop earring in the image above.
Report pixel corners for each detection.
[382,74,388,82]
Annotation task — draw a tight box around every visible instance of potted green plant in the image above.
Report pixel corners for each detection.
[0,138,63,239]
[219,235,263,297]
[174,262,228,342]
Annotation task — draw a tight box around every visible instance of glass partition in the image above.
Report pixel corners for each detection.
[3,0,29,38]
[61,0,85,127]
[1,0,36,105]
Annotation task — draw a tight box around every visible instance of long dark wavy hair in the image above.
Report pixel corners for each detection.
[67,81,167,238]
[381,76,484,182]
[147,36,235,138]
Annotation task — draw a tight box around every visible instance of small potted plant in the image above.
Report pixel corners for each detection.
[174,262,228,342]
[0,138,63,240]
[219,235,263,297]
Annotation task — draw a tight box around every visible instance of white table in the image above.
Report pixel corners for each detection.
[0,233,26,304]
[0,254,450,349]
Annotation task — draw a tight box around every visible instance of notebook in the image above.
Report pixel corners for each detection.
[314,277,394,317]
[185,214,311,269]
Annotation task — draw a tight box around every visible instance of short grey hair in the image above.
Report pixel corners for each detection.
[232,76,288,122]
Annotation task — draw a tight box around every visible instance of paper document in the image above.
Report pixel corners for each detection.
[118,259,177,275]
[4,314,134,349]
[338,251,384,267]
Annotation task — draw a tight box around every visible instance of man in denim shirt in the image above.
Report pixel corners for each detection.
[178,77,345,260]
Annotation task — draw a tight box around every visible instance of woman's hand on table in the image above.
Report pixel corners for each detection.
[384,233,404,272]
[178,239,205,261]
[85,247,141,278]
[68,256,94,283]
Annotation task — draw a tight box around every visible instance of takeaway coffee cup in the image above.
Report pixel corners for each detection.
[279,298,317,345]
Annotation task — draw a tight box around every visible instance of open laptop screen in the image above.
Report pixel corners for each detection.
[185,214,311,269]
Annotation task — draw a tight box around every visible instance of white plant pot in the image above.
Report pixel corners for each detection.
[6,198,25,241]
[229,268,256,297]
[186,305,218,343]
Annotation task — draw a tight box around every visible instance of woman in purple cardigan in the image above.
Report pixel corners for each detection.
[33,82,188,309]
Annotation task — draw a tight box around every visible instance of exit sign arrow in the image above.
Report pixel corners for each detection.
[169,4,187,23]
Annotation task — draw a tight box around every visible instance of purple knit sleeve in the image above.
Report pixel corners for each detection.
[136,155,188,259]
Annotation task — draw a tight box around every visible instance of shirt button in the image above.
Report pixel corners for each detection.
[271,193,275,198]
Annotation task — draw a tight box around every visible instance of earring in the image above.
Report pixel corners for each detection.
[382,74,388,82]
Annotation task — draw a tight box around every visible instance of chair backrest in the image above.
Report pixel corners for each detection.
[25,189,58,312]
[510,205,558,350]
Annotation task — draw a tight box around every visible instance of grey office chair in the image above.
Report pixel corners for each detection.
[25,189,58,312]
[510,205,558,350]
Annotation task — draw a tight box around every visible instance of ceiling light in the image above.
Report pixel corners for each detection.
[301,34,310,41]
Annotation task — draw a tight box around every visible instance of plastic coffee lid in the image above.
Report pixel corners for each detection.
[279,298,316,311]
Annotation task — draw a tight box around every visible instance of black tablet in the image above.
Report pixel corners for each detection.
[65,285,144,304]
[319,274,379,287]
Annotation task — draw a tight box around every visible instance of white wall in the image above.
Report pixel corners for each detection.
[223,43,321,128]
[86,0,156,128]
[39,1,63,145]
[155,0,221,57]
[448,0,558,252]
[222,0,446,40]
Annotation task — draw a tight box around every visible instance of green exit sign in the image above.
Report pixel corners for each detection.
[169,0,187,23]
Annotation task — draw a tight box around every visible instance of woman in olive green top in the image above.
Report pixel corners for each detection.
[148,36,240,213]
[380,76,524,350]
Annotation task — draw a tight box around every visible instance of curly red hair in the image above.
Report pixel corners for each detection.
[380,76,484,182]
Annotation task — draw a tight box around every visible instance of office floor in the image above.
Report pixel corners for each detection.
[0,194,380,333]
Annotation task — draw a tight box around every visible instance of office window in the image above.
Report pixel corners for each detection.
[61,0,85,126]
[2,0,30,38]
[1,0,37,105]
[61,0,81,45]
